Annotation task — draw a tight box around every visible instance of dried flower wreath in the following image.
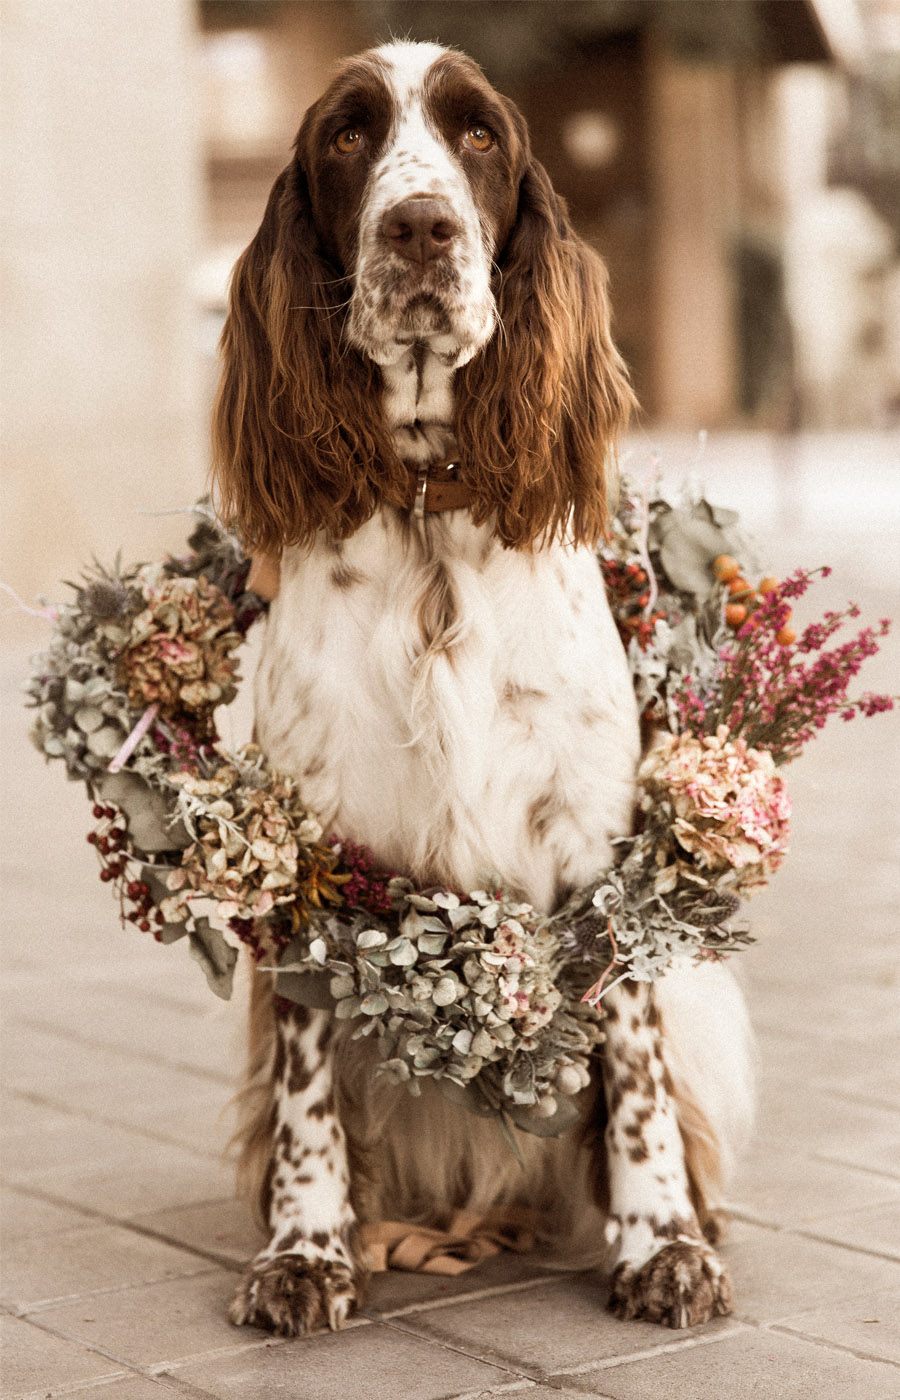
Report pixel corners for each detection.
[27,485,894,1136]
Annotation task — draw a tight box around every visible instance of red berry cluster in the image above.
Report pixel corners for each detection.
[227,914,292,962]
[601,557,667,651]
[334,838,395,915]
[86,803,165,938]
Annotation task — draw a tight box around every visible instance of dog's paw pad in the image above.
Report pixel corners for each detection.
[608,1239,732,1329]
[230,1253,358,1336]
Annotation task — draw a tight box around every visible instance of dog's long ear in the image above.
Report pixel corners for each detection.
[457,158,635,549]
[212,163,404,553]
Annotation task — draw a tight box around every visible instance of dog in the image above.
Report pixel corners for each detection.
[212,40,754,1336]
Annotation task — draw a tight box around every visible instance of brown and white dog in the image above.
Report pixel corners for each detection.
[213,41,754,1337]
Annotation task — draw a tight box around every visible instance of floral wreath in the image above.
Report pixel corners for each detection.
[27,481,893,1136]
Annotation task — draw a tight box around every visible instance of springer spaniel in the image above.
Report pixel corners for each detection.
[213,41,753,1336]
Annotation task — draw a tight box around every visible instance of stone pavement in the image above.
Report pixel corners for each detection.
[2,433,898,1399]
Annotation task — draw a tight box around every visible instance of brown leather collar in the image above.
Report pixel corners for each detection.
[400,461,471,518]
[246,461,471,602]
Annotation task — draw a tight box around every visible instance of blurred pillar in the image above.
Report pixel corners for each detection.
[648,46,741,428]
[1,0,204,601]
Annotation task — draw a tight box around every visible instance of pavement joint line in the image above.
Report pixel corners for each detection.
[378,1313,537,1384]
[11,1013,236,1088]
[732,1280,900,1330]
[361,1269,573,1320]
[41,1376,206,1400]
[16,1376,131,1400]
[0,1180,246,1274]
[151,1373,223,1400]
[447,1382,538,1399]
[766,1321,900,1371]
[813,1152,900,1184]
[792,1225,900,1264]
[157,1313,375,1375]
[545,1321,752,1377]
[817,1086,900,1115]
[6,1087,233,1164]
[728,1207,900,1263]
[8,1309,165,1392]
[9,1264,218,1317]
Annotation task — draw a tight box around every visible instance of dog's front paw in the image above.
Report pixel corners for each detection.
[230,1252,358,1336]
[609,1240,732,1329]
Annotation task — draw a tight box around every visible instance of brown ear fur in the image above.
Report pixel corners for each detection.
[457,159,635,549]
[211,164,406,553]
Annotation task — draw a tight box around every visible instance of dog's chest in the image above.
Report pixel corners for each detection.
[254,514,639,911]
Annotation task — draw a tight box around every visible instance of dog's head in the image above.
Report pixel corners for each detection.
[213,41,634,552]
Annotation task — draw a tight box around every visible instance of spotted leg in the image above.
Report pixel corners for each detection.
[600,981,732,1328]
[230,1004,362,1335]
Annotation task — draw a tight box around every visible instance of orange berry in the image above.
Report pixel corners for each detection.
[776,626,796,646]
[728,576,750,595]
[725,603,747,627]
[713,555,740,583]
[759,575,779,595]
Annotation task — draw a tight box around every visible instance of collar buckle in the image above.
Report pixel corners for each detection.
[413,466,429,521]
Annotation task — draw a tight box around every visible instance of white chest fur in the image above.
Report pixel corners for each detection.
[255,510,640,913]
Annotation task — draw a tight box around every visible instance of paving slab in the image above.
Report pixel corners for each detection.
[394,1275,737,1377]
[0,1221,209,1314]
[169,1318,521,1400]
[723,1220,900,1324]
[774,1286,900,1366]
[748,1072,900,1159]
[799,1201,900,1260]
[731,1147,900,1227]
[2,1129,234,1221]
[0,1313,122,1397]
[50,1380,191,1400]
[0,1184,90,1243]
[570,1326,900,1399]
[24,1268,251,1370]
[127,1197,264,1268]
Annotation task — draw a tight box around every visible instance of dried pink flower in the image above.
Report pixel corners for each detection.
[118,571,241,719]
[641,728,791,893]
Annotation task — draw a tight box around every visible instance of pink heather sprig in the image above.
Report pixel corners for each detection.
[674,568,895,764]
[673,676,708,732]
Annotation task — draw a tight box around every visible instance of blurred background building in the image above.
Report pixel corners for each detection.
[3,0,899,597]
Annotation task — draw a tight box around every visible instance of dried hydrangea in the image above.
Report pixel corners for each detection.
[276,887,601,1129]
[640,728,791,895]
[118,569,241,717]
[162,755,340,956]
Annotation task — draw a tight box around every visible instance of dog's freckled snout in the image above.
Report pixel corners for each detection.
[381,197,460,265]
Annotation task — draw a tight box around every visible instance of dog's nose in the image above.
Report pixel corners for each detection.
[381,198,460,264]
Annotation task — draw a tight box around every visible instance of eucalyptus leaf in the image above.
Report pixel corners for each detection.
[356,929,388,950]
[417,933,448,955]
[187,919,237,1000]
[435,1075,497,1118]
[74,706,104,733]
[388,938,417,966]
[86,724,124,758]
[94,772,189,853]
[509,1094,582,1138]
[276,970,335,1009]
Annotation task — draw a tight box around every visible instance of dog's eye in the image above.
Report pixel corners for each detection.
[334,127,364,155]
[464,124,494,153]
